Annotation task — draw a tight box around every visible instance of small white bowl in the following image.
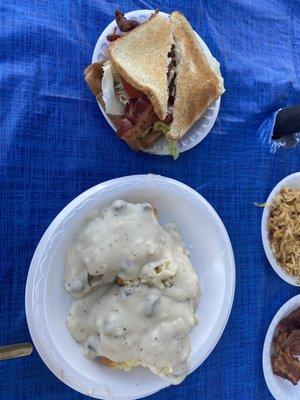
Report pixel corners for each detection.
[91,9,222,156]
[25,174,235,399]
[263,294,300,400]
[261,172,300,286]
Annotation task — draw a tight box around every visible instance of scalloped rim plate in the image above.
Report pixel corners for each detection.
[91,9,221,155]
[261,172,300,286]
[263,295,300,400]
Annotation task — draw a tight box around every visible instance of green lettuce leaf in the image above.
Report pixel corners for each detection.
[151,122,179,160]
[152,122,170,135]
[112,69,128,105]
[167,139,179,160]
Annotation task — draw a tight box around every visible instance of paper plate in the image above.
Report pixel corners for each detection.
[91,10,222,155]
[263,295,300,400]
[25,174,235,399]
[261,172,300,286]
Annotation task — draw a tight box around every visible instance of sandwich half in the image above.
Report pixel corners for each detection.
[167,12,224,140]
[84,10,224,155]
[85,11,173,151]
[109,13,173,121]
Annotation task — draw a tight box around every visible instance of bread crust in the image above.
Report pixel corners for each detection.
[167,12,223,140]
[109,14,173,120]
[100,356,120,369]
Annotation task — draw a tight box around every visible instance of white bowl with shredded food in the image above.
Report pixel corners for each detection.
[25,174,235,400]
[261,172,300,287]
[91,10,222,156]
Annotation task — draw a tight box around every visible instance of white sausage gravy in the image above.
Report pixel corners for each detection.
[65,200,200,383]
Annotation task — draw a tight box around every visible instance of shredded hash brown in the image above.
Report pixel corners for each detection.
[268,187,300,276]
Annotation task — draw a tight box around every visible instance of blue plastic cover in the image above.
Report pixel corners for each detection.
[1,1,300,399]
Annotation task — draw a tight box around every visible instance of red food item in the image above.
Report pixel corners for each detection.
[115,10,139,32]
[106,27,121,42]
[271,307,300,385]
[117,118,134,137]
[107,33,122,42]
[121,78,143,99]
[122,96,153,126]
[116,95,159,150]
[279,308,300,332]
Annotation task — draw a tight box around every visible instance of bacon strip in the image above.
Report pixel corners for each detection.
[115,10,140,32]
[114,44,178,149]
[117,96,159,150]
[107,28,122,42]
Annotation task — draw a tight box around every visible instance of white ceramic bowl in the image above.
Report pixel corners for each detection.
[25,174,235,399]
[91,9,221,155]
[261,172,300,286]
[263,294,300,400]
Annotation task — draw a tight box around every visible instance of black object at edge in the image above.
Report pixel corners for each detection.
[273,105,300,139]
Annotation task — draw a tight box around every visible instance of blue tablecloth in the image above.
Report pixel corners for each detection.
[1,1,300,399]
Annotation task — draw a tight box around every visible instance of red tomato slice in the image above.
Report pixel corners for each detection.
[121,78,143,99]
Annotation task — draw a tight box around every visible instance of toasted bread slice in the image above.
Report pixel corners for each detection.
[109,14,173,121]
[167,12,224,140]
